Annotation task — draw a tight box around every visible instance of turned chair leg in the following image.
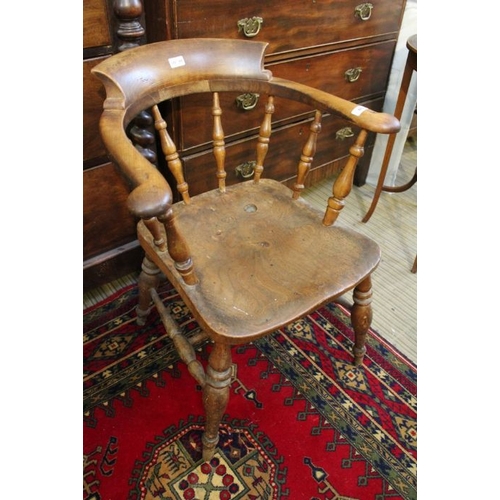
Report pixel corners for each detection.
[351,275,373,366]
[202,342,233,461]
[136,255,161,325]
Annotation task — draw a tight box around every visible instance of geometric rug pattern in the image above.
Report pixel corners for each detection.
[84,281,416,499]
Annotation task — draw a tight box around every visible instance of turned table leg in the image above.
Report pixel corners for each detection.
[351,275,373,366]
[202,342,232,461]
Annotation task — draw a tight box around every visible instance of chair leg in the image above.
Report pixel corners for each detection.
[351,275,373,366]
[136,255,161,326]
[202,342,233,461]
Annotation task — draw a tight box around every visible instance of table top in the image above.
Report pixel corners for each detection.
[407,34,417,54]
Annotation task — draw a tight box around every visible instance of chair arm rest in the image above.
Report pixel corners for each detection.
[99,110,173,219]
[270,78,400,135]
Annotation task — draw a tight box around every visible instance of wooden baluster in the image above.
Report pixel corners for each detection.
[113,0,145,52]
[253,95,275,183]
[157,208,198,285]
[128,111,157,164]
[112,0,157,166]
[152,105,191,204]
[292,110,322,199]
[323,129,367,226]
[143,217,167,252]
[212,93,226,192]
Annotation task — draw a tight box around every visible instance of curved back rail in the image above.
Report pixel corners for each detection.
[92,38,399,224]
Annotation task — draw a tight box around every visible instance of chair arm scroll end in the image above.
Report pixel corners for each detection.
[127,182,173,220]
[357,110,401,135]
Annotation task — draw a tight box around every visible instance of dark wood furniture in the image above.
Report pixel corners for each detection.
[92,38,400,460]
[144,0,407,194]
[83,0,150,290]
[83,0,407,291]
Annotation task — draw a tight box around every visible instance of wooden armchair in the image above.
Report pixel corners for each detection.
[92,38,400,461]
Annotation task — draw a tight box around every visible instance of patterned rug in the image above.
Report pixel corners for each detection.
[83,281,417,499]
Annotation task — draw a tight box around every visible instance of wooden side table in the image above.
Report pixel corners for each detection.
[362,34,417,224]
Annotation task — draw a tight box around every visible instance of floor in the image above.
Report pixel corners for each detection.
[84,139,417,364]
[302,138,417,363]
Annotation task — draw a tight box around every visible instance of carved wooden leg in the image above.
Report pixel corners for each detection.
[351,275,373,366]
[136,255,161,326]
[202,342,232,461]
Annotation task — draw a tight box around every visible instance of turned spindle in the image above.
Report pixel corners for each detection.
[253,95,275,183]
[323,130,367,226]
[292,110,322,199]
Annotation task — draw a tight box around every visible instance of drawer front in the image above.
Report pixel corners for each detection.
[178,40,394,151]
[181,110,373,196]
[84,0,111,50]
[83,163,137,260]
[173,0,404,56]
[268,40,395,101]
[84,57,108,163]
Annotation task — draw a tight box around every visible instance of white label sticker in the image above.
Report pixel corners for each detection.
[351,105,367,116]
[168,55,186,69]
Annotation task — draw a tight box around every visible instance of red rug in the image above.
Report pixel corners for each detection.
[84,281,417,499]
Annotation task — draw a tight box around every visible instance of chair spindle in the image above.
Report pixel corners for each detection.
[157,208,198,285]
[253,95,275,183]
[212,93,227,192]
[150,288,206,386]
[143,217,167,252]
[323,129,368,226]
[292,110,322,199]
[152,105,191,204]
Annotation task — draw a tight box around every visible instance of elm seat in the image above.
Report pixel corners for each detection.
[138,178,381,343]
[92,38,400,462]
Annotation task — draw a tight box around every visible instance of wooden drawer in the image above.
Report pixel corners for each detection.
[269,40,395,102]
[171,0,405,57]
[180,107,378,196]
[178,40,395,151]
[83,162,138,260]
[83,0,111,50]
[84,57,108,164]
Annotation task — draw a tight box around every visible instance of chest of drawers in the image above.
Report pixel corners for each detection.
[145,0,406,195]
[83,0,406,289]
[83,0,150,289]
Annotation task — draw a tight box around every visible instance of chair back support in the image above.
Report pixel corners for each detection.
[92,38,399,226]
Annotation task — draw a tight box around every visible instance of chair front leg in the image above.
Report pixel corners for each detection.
[136,255,161,326]
[351,275,373,366]
[202,342,233,461]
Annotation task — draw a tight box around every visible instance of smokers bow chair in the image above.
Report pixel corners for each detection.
[92,38,400,461]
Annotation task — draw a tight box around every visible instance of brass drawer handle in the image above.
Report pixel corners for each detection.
[344,67,362,83]
[237,17,263,37]
[236,93,260,111]
[354,3,374,21]
[235,160,256,178]
[336,127,354,141]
